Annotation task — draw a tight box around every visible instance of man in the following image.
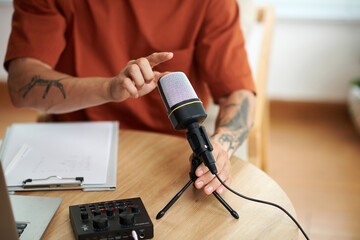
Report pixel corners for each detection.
[4,0,256,196]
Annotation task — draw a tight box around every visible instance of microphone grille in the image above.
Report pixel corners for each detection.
[158,72,198,108]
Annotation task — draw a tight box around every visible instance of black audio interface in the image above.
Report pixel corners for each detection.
[69,197,153,239]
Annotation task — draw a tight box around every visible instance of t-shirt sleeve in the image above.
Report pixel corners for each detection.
[4,0,67,71]
[195,0,256,103]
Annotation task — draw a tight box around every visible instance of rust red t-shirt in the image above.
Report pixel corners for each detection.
[5,0,255,137]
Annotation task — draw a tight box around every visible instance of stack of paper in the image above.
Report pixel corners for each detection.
[0,121,118,191]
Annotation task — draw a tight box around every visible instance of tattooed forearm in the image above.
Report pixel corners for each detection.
[212,91,255,155]
[19,75,67,99]
[219,98,249,131]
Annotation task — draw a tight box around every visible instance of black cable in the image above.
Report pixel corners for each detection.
[215,174,310,240]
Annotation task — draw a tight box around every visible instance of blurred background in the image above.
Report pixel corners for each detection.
[0,0,360,239]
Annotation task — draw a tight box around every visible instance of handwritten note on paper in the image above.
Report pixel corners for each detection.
[2,122,113,186]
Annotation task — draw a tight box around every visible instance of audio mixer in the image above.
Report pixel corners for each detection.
[69,197,153,239]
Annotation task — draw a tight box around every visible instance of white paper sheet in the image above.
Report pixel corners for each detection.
[2,122,113,186]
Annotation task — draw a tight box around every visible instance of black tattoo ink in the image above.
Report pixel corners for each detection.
[218,133,236,152]
[19,75,67,99]
[219,98,249,131]
[235,129,250,146]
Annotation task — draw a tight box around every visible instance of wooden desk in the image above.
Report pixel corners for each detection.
[17,130,299,239]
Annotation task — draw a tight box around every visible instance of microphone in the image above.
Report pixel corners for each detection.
[158,72,217,175]
[156,74,310,239]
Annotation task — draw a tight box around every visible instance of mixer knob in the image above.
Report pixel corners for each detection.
[119,212,135,226]
[93,215,108,230]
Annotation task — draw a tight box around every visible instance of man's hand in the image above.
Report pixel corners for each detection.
[193,140,232,195]
[108,52,173,101]
[191,90,256,195]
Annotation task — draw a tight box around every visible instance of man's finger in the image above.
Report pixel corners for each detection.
[136,57,155,83]
[121,77,138,98]
[204,159,231,194]
[154,71,172,81]
[216,178,231,195]
[126,64,144,88]
[146,52,173,68]
[195,162,209,178]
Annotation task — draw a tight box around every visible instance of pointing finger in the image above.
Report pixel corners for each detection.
[146,52,173,68]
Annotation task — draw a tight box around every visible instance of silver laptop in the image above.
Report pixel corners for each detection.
[0,163,62,239]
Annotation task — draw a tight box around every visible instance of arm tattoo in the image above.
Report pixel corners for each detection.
[216,128,250,152]
[235,128,251,146]
[219,97,249,131]
[218,133,236,152]
[214,96,252,151]
[19,75,67,99]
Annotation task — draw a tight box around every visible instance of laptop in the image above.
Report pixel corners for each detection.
[0,163,62,239]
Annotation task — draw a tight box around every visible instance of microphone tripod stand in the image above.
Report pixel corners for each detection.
[156,153,239,220]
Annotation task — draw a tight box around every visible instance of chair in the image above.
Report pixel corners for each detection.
[248,5,274,171]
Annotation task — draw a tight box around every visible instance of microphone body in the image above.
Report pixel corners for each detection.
[158,72,217,174]
[157,72,207,130]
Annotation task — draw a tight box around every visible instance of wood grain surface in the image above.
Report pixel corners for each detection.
[15,130,299,240]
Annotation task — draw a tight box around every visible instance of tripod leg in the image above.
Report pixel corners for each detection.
[191,155,239,219]
[213,192,239,219]
[156,179,193,219]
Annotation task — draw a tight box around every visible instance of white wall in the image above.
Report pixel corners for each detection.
[255,0,360,102]
[256,0,360,21]
[0,3,13,81]
[267,19,360,102]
